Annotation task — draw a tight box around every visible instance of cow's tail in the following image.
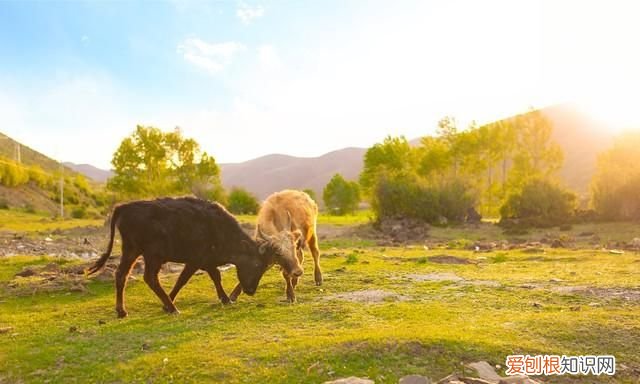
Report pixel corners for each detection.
[87,205,120,275]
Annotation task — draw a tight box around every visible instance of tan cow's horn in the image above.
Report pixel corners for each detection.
[286,210,293,231]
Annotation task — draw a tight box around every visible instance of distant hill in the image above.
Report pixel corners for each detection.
[0,132,74,173]
[63,162,114,183]
[541,105,614,194]
[220,147,367,201]
[220,105,617,201]
[0,132,96,214]
[1,103,618,212]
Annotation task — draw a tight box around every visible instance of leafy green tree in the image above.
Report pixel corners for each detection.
[507,110,563,191]
[359,136,416,194]
[591,132,640,219]
[227,187,260,215]
[323,173,361,215]
[107,126,222,198]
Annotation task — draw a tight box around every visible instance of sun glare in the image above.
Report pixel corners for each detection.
[576,96,640,133]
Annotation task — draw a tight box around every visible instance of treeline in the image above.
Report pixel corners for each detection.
[354,111,640,226]
[356,110,572,226]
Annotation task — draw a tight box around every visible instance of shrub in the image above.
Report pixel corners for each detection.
[227,187,260,215]
[23,203,36,214]
[0,199,9,209]
[500,178,576,227]
[0,160,29,187]
[371,175,474,225]
[71,206,88,219]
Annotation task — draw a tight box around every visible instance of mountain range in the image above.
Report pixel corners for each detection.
[3,104,620,204]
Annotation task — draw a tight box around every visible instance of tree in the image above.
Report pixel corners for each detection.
[107,126,222,199]
[323,173,360,215]
[227,187,260,215]
[591,132,640,220]
[507,110,563,191]
[359,136,416,194]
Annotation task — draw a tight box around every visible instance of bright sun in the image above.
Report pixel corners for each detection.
[577,96,640,133]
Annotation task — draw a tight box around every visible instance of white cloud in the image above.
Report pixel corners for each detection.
[177,38,246,74]
[80,35,89,43]
[236,3,264,25]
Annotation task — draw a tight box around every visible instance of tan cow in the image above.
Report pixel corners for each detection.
[229,189,321,303]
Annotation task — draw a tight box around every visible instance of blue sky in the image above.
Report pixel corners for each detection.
[1,0,639,169]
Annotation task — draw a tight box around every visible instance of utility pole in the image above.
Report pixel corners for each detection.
[15,143,21,163]
[59,162,64,218]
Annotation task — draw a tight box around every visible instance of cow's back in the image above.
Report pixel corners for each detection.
[257,190,318,239]
[114,197,245,264]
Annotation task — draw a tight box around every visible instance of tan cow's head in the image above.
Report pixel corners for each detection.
[256,219,304,278]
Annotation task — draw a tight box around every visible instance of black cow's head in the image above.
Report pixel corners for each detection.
[231,240,270,295]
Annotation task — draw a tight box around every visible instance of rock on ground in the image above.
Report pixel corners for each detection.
[399,374,431,384]
[467,361,502,383]
[323,377,374,384]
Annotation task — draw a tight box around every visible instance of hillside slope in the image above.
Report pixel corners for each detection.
[0,132,74,173]
[220,105,616,200]
[63,163,113,183]
[220,147,366,200]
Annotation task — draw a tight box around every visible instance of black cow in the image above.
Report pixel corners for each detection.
[87,197,276,318]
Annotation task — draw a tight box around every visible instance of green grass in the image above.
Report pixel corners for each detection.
[236,210,373,227]
[1,244,639,383]
[0,209,103,232]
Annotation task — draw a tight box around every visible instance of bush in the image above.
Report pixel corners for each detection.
[23,203,36,214]
[0,199,9,209]
[500,178,576,227]
[227,187,260,215]
[0,160,29,187]
[71,206,88,219]
[323,174,361,215]
[372,175,474,225]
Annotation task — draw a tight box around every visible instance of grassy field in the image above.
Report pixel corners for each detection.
[236,209,374,227]
[1,224,639,383]
[0,208,103,233]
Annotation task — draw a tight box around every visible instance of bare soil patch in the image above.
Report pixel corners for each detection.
[551,286,640,302]
[427,255,474,265]
[325,289,410,303]
[0,225,106,258]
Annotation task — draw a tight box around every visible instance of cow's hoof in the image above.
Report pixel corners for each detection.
[314,272,323,286]
[220,297,231,305]
[163,306,180,315]
[116,309,128,318]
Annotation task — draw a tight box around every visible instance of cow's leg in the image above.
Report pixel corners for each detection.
[282,270,296,303]
[309,232,322,286]
[115,242,139,318]
[143,258,179,314]
[229,283,243,302]
[206,267,231,304]
[168,263,198,305]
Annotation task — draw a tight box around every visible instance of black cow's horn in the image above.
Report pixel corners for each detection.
[257,224,269,240]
